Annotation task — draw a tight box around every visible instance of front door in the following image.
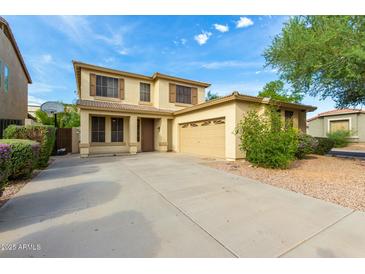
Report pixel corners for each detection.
[141,118,154,152]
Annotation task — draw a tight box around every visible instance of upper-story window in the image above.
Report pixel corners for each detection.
[140,83,151,102]
[176,85,191,104]
[96,75,118,98]
[4,64,9,93]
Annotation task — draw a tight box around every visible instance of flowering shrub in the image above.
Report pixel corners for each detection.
[0,144,11,194]
[0,139,40,179]
[295,133,319,159]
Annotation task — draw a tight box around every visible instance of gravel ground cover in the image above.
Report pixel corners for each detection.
[205,155,365,211]
[336,143,365,151]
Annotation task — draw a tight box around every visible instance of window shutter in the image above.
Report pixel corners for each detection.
[119,78,125,100]
[90,74,96,96]
[169,83,176,103]
[191,87,198,105]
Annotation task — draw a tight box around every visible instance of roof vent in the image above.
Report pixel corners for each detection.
[232,91,240,96]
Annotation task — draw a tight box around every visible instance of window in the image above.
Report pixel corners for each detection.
[4,64,9,93]
[91,117,105,142]
[176,85,191,104]
[96,75,118,98]
[111,118,124,142]
[285,110,294,128]
[137,118,141,142]
[140,83,151,102]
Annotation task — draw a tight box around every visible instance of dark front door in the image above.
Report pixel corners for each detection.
[141,118,154,152]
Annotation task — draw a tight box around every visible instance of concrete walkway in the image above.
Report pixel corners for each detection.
[0,153,364,257]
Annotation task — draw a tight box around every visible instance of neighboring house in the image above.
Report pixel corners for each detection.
[307,109,365,143]
[74,61,316,160]
[0,16,32,137]
[25,104,40,125]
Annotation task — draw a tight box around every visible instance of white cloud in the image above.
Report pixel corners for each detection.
[41,54,53,63]
[213,23,229,33]
[29,82,67,94]
[45,16,131,55]
[180,38,187,45]
[28,95,46,106]
[117,49,129,55]
[255,71,261,74]
[201,60,262,69]
[194,31,212,45]
[210,82,266,96]
[236,17,254,28]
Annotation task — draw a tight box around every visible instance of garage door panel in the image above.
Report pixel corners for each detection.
[179,118,225,158]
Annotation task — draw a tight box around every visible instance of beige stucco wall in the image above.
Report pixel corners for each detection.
[80,69,206,111]
[307,117,324,137]
[71,127,80,153]
[154,78,205,110]
[308,113,365,142]
[0,27,28,121]
[358,114,365,142]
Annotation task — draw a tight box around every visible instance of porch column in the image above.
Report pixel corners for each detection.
[79,110,90,157]
[158,117,168,152]
[129,115,138,154]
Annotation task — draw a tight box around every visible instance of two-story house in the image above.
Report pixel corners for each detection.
[0,17,32,137]
[74,61,316,160]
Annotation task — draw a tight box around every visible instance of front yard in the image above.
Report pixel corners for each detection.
[206,155,365,211]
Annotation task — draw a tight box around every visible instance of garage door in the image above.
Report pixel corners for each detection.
[179,118,225,158]
[330,120,349,133]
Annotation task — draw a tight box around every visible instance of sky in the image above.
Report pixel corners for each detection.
[4,15,337,118]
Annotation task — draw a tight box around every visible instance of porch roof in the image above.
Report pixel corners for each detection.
[77,99,174,116]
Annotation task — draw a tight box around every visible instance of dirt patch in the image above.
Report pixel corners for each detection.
[205,155,365,211]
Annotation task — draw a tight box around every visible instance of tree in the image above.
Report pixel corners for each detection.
[206,90,220,101]
[258,80,302,103]
[35,104,80,128]
[264,16,365,107]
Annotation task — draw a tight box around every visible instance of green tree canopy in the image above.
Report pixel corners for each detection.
[35,104,80,128]
[264,16,365,107]
[206,90,220,101]
[258,80,302,103]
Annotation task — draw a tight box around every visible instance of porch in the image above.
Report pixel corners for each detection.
[79,109,172,157]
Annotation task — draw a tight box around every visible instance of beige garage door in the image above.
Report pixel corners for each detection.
[179,118,225,158]
[330,120,349,133]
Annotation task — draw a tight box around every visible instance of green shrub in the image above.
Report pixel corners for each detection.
[295,133,318,159]
[0,139,40,179]
[235,108,298,169]
[4,125,55,167]
[326,130,351,148]
[0,144,12,194]
[314,137,335,155]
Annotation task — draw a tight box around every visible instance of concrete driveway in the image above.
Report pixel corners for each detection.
[0,152,364,258]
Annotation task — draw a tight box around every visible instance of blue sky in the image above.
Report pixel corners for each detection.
[4,15,336,117]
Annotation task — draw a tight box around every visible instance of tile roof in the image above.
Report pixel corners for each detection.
[307,109,365,122]
[77,99,174,115]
